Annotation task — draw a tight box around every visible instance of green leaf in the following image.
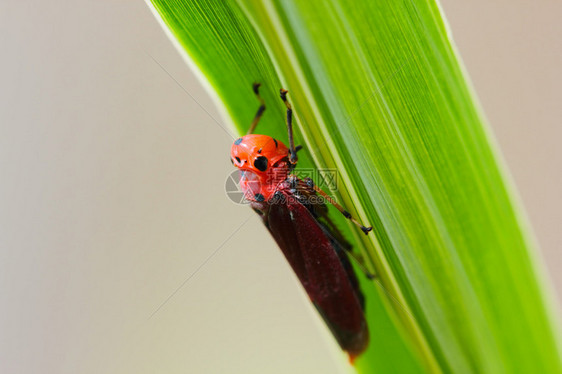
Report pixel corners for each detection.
[146,0,562,372]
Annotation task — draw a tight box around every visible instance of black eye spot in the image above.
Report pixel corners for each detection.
[254,193,265,202]
[254,156,268,172]
[235,157,241,163]
[234,138,243,145]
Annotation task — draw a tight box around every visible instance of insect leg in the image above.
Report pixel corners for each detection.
[247,83,266,135]
[295,176,376,279]
[307,179,373,235]
[279,89,297,164]
[343,248,377,280]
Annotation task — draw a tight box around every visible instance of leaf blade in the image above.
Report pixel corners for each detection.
[147,0,562,372]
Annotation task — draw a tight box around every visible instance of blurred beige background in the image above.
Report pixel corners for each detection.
[0,1,560,374]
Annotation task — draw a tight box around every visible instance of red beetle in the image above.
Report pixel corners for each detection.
[231,84,373,362]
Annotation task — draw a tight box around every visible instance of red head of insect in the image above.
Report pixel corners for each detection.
[230,134,293,202]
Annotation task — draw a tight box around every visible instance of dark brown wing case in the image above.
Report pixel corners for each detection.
[255,188,369,359]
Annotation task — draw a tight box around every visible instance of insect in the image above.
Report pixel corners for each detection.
[230,83,373,362]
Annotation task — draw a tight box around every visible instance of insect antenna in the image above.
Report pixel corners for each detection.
[279,89,298,165]
[247,82,266,135]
